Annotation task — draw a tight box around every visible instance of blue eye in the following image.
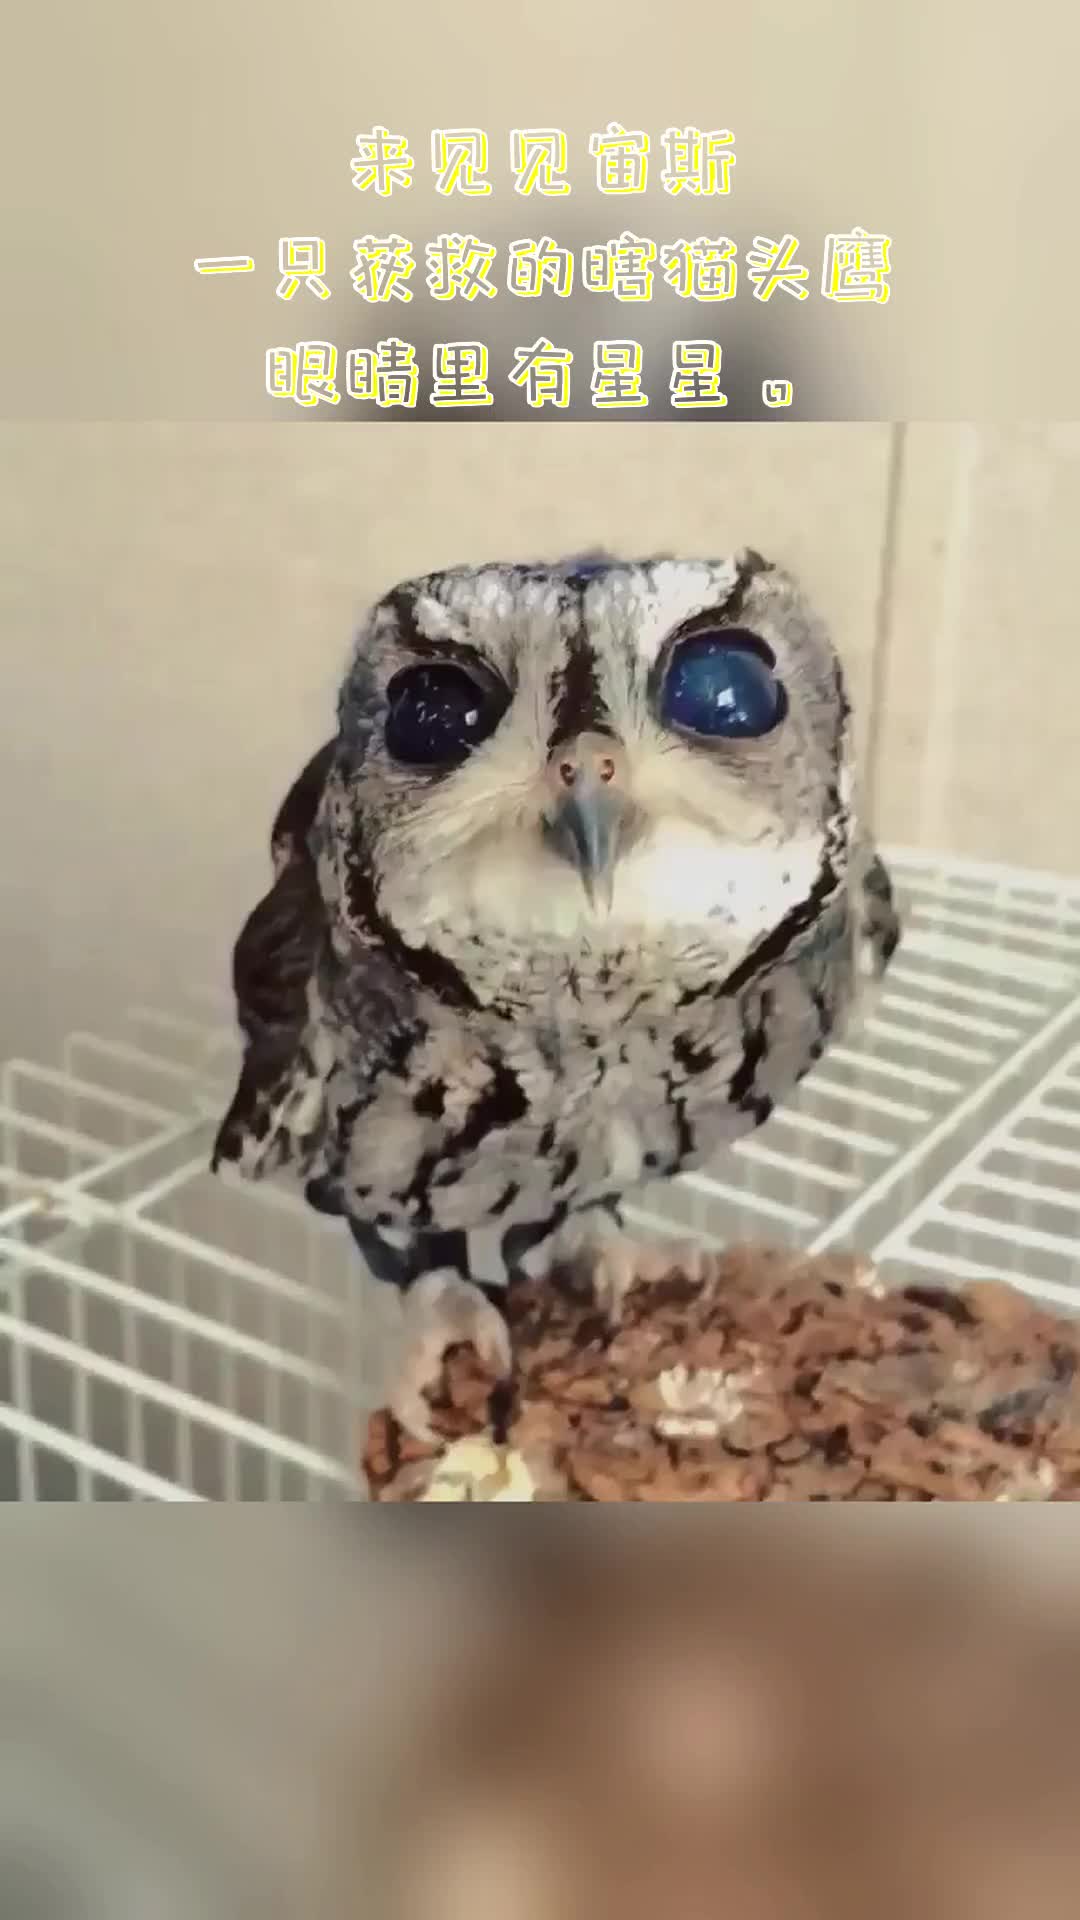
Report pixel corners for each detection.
[660,630,786,740]
[385,664,505,767]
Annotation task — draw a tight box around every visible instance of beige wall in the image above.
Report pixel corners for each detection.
[10,1,1080,422]
[1,423,1076,1063]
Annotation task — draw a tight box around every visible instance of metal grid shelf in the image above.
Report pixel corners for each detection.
[3,846,1080,1500]
[630,848,1080,1261]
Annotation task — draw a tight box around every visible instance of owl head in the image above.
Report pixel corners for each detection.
[320,552,855,957]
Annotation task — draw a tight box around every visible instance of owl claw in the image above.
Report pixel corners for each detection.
[591,1238,671,1325]
[592,1236,718,1325]
[389,1270,512,1445]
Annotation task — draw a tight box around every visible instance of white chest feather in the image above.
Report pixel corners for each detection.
[380,823,825,952]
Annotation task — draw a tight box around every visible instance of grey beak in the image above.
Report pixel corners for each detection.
[545,771,628,910]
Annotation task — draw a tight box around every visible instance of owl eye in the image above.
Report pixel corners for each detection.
[660,629,787,740]
[384,663,506,767]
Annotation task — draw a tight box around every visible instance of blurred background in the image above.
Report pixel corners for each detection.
[4,0,1080,1900]
[4,1523,1080,1918]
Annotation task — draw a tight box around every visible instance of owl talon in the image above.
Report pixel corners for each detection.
[592,1236,694,1326]
[389,1270,512,1444]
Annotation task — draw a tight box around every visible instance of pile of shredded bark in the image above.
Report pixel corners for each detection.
[362,1247,1080,1501]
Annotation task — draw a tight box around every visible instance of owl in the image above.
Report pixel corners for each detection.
[213,551,899,1437]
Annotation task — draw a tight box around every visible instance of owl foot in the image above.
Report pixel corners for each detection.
[592,1235,720,1325]
[390,1269,513,1445]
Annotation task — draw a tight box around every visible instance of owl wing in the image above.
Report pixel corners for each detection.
[269,738,337,878]
[211,742,335,1174]
[859,844,901,976]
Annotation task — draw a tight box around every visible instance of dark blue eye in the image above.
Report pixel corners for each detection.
[660,630,786,740]
[385,664,505,767]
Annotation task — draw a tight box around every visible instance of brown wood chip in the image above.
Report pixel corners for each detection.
[361,1246,1080,1502]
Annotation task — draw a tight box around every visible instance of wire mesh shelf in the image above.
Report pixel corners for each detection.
[3,847,1079,1500]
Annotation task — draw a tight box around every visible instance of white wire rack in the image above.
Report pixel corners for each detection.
[3,846,1080,1501]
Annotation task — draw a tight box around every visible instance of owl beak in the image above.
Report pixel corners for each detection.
[543,733,631,911]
